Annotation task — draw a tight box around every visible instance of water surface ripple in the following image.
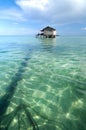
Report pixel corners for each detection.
[0,36,86,130]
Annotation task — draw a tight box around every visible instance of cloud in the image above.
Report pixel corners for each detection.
[81,27,86,31]
[0,26,36,35]
[0,8,26,21]
[16,0,86,24]
[13,22,19,25]
[16,0,49,11]
[0,0,86,24]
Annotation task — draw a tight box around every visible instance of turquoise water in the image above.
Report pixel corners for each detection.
[0,36,86,130]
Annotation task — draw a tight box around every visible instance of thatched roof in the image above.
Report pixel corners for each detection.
[41,26,56,31]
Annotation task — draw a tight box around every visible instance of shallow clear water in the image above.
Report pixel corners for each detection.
[0,36,86,130]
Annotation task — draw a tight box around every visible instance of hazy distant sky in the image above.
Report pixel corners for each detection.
[0,0,86,35]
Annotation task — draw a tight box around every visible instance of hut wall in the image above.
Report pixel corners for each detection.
[43,30,56,36]
[53,31,56,35]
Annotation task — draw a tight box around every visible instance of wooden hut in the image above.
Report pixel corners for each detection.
[36,26,56,38]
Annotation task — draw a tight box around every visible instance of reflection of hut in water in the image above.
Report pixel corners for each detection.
[36,26,57,38]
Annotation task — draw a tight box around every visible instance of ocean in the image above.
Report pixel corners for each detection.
[0,36,86,130]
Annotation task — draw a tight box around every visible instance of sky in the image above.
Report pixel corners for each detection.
[0,0,86,35]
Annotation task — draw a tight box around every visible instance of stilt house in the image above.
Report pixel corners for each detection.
[36,26,57,38]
